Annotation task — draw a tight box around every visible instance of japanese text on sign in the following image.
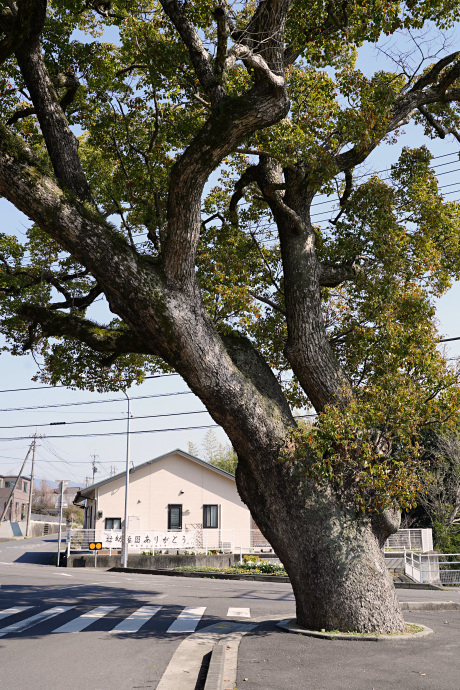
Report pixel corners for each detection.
[100,530,196,550]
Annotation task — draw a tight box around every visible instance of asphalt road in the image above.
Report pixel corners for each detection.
[0,536,295,690]
[2,537,460,690]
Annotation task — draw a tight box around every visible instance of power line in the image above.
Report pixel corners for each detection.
[0,411,316,443]
[0,408,209,430]
[0,423,221,442]
[0,372,179,394]
[0,389,194,413]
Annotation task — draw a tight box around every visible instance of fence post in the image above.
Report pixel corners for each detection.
[419,552,423,583]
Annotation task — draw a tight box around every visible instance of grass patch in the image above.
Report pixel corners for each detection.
[173,561,287,576]
[307,623,424,636]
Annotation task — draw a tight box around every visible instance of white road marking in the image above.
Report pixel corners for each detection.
[227,607,251,618]
[110,606,162,633]
[0,607,74,637]
[0,607,31,621]
[166,606,206,633]
[52,605,117,633]
[58,573,73,577]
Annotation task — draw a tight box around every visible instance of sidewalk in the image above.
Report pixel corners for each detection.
[234,589,460,690]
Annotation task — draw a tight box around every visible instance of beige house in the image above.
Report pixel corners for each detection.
[74,449,254,550]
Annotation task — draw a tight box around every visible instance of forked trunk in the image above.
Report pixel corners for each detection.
[236,456,405,634]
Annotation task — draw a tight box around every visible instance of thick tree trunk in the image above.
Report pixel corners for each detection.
[236,454,405,634]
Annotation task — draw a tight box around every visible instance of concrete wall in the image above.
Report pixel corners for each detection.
[66,552,237,569]
[90,452,251,542]
[0,520,63,538]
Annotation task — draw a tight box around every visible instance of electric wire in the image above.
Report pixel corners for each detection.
[0,390,194,413]
[0,372,179,394]
[0,408,209,431]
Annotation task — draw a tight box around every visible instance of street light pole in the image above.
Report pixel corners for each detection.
[122,390,131,568]
[55,479,69,567]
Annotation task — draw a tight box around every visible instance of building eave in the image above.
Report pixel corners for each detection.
[74,448,235,502]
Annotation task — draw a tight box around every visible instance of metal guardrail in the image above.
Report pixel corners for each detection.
[384,528,433,552]
[404,550,460,584]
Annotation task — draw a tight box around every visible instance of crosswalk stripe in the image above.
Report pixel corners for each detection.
[166,606,206,633]
[227,607,251,618]
[0,607,74,637]
[52,606,117,633]
[0,607,32,622]
[110,606,162,633]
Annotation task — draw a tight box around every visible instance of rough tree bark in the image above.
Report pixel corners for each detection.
[1,0,459,633]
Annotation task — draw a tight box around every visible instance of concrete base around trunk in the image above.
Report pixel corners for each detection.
[65,552,238,569]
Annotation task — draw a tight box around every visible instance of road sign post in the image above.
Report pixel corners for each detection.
[89,541,102,568]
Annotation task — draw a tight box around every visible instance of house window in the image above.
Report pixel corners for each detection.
[5,481,15,489]
[21,504,27,520]
[168,504,182,530]
[203,505,218,529]
[105,518,122,529]
[23,481,28,493]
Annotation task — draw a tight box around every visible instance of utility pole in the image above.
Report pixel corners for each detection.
[0,439,34,523]
[25,433,37,537]
[91,454,98,484]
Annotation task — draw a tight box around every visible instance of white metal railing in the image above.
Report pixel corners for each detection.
[384,528,433,552]
[404,550,460,584]
[67,528,274,554]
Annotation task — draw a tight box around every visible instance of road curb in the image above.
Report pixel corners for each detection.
[108,567,450,589]
[400,601,460,611]
[394,582,444,590]
[108,566,290,583]
[204,640,225,690]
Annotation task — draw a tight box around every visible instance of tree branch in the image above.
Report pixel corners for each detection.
[15,38,92,201]
[0,0,46,65]
[226,44,285,88]
[283,0,350,67]
[17,304,151,356]
[411,51,460,91]
[319,262,362,287]
[214,4,229,81]
[249,290,286,315]
[7,71,81,126]
[418,104,460,143]
[159,0,225,105]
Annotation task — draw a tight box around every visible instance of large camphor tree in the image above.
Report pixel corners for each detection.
[2,0,460,633]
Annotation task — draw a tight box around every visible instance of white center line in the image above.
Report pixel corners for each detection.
[0,607,74,637]
[52,606,117,633]
[167,606,206,633]
[110,606,162,633]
